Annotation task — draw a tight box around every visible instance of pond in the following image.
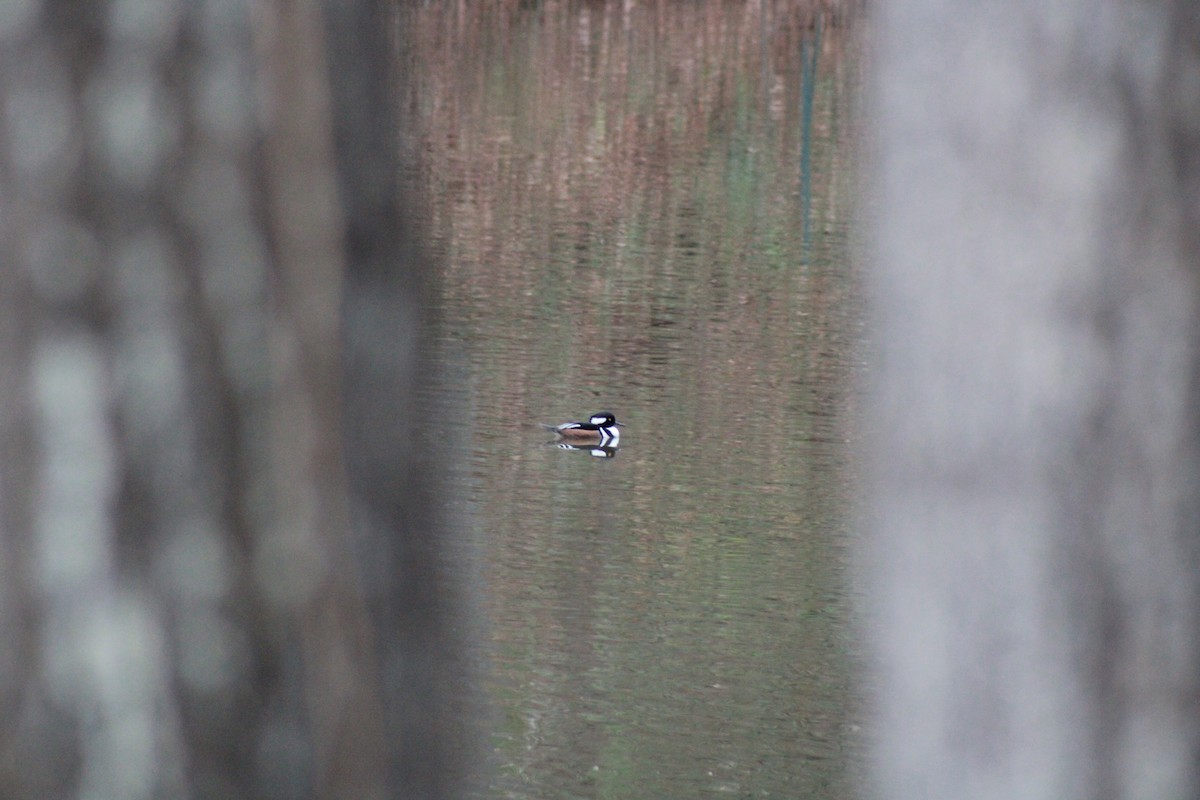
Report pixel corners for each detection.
[403,2,865,797]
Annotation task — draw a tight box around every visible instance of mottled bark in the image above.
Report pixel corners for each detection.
[0,2,455,798]
[867,2,1200,799]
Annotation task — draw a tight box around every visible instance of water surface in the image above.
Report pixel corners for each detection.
[405,3,864,797]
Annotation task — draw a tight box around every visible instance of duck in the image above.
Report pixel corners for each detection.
[542,411,622,446]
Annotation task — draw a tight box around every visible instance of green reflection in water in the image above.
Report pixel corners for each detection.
[405,2,864,798]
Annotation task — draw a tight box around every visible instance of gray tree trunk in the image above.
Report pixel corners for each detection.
[0,2,461,798]
[866,2,1200,799]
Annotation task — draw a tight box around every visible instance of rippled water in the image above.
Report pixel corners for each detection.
[405,3,864,797]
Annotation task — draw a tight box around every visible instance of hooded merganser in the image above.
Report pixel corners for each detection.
[542,411,622,446]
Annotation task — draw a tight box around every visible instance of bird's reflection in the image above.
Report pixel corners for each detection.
[551,441,619,459]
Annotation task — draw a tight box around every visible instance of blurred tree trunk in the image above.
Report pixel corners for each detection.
[0,2,460,798]
[867,1,1200,799]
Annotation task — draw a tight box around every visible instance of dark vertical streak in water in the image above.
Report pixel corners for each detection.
[799,21,820,257]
